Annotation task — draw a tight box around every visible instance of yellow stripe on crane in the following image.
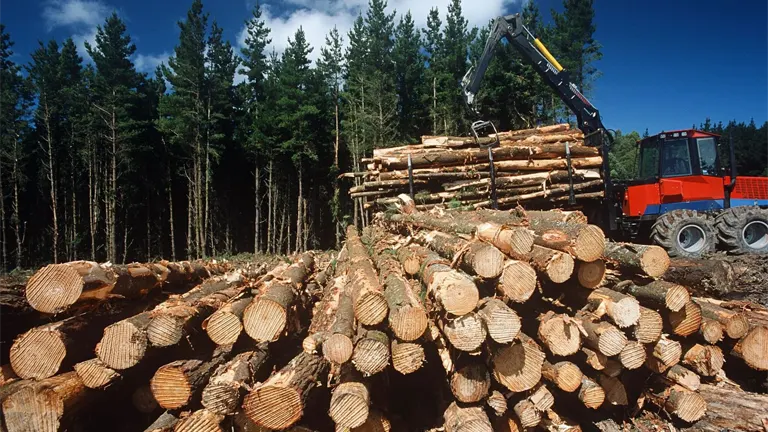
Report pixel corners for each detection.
[533,38,564,72]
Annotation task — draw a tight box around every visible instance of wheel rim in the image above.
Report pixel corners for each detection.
[742,220,768,250]
[677,224,707,254]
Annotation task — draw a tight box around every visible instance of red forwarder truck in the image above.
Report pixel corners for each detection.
[462,13,768,257]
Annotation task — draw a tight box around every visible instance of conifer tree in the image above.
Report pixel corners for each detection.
[393,11,427,141]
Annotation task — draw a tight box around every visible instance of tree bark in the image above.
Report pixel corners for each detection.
[689,383,768,431]
[2,371,91,432]
[345,225,388,325]
[603,241,669,277]
[412,230,505,279]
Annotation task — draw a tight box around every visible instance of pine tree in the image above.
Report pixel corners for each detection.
[441,0,476,133]
[552,0,602,94]
[393,12,427,141]
[423,7,445,134]
[363,0,398,149]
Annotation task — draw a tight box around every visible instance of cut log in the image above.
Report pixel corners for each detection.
[694,299,749,339]
[204,263,288,345]
[323,292,356,364]
[0,364,18,386]
[497,260,537,303]
[73,358,121,389]
[528,245,574,283]
[475,222,535,260]
[662,258,734,298]
[645,378,707,422]
[681,343,724,377]
[529,384,555,412]
[618,341,646,370]
[352,330,390,375]
[540,409,582,432]
[424,321,454,375]
[731,326,768,371]
[522,214,605,262]
[664,365,701,391]
[491,333,545,392]
[390,340,425,375]
[150,272,246,347]
[145,412,180,432]
[450,362,490,403]
[576,260,606,289]
[335,408,391,432]
[579,347,622,377]
[537,312,582,356]
[329,366,370,429]
[692,383,768,431]
[586,287,641,328]
[441,312,487,352]
[2,371,91,432]
[612,280,690,312]
[346,226,388,326]
[132,384,158,413]
[667,300,702,337]
[242,352,329,430]
[486,390,508,416]
[596,373,628,406]
[150,346,233,410]
[416,245,479,316]
[243,280,300,342]
[603,242,669,278]
[650,336,683,370]
[577,375,605,409]
[634,306,663,344]
[412,230,505,279]
[443,402,492,432]
[541,361,583,392]
[491,415,522,432]
[174,409,223,432]
[577,313,627,357]
[201,347,268,415]
[476,298,521,344]
[25,260,223,314]
[513,399,540,428]
[698,318,724,344]
[396,246,424,276]
[478,179,605,209]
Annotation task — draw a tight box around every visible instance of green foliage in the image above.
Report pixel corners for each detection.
[608,130,641,180]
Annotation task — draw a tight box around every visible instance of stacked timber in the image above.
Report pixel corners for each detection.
[344,123,604,211]
[1,207,767,432]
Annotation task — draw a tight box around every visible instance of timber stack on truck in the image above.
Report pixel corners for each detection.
[344,13,768,258]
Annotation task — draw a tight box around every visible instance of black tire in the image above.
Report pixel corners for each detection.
[650,209,716,258]
[715,206,768,255]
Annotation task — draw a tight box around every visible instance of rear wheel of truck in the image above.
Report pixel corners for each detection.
[715,206,768,255]
[651,209,716,258]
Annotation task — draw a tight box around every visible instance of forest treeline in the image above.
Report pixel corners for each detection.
[0,0,765,270]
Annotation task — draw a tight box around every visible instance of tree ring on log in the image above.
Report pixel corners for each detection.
[150,365,193,409]
[323,334,354,364]
[10,330,66,380]
[97,321,148,370]
[573,225,605,262]
[206,311,242,345]
[329,382,370,428]
[147,315,184,347]
[243,385,303,429]
[355,292,389,326]
[25,264,84,314]
[244,299,287,342]
[388,306,428,342]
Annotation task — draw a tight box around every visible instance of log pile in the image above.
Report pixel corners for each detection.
[343,123,605,211]
[1,207,767,432]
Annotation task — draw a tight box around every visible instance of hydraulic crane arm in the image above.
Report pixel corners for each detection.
[462,13,607,142]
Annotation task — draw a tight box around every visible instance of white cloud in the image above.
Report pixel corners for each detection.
[134,52,170,73]
[237,0,518,65]
[42,0,111,30]
[72,28,98,59]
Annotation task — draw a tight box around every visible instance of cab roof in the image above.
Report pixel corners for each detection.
[638,129,720,144]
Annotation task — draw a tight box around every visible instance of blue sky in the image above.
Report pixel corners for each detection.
[2,0,767,134]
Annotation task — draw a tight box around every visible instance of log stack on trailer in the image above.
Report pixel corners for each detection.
[343,123,605,211]
[1,208,767,432]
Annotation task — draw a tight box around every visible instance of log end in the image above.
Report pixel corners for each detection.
[206,310,243,346]
[244,299,287,342]
[25,264,84,314]
[538,315,581,356]
[667,388,707,422]
[201,383,239,415]
[684,344,724,377]
[74,358,121,389]
[450,363,490,403]
[573,225,606,263]
[391,342,425,375]
[699,319,724,344]
[352,337,390,376]
[2,386,63,432]
[471,246,506,279]
[635,307,663,344]
[150,364,193,409]
[443,313,487,352]
[664,283,690,312]
[243,385,303,430]
[434,273,479,316]
[668,301,702,337]
[597,327,628,357]
[480,300,521,344]
[498,260,537,303]
[10,329,66,380]
[725,313,751,340]
[577,260,606,289]
[578,377,605,409]
[507,227,535,257]
[639,245,670,278]
[546,252,574,284]
[323,333,354,364]
[549,361,583,392]
[492,340,545,393]
[388,306,427,342]
[96,320,148,370]
[734,326,768,371]
[330,382,370,428]
[355,292,389,326]
[147,315,185,347]
[618,341,646,370]
[174,409,224,432]
[611,298,641,329]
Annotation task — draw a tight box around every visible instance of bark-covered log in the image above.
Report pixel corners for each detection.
[144,412,180,432]
[576,260,606,289]
[475,222,535,260]
[201,346,268,415]
[690,383,768,431]
[644,378,707,422]
[497,260,537,303]
[478,179,605,209]
[681,343,724,377]
[537,312,582,356]
[73,358,121,389]
[390,340,425,375]
[596,373,628,406]
[577,375,605,409]
[415,245,479,316]
[586,287,641,328]
[577,313,627,357]
[324,292,356,364]
[633,306,663,344]
[25,260,224,314]
[662,258,734,298]
[412,230,505,279]
[2,371,92,432]
[329,366,370,429]
[346,226,388,325]
[603,242,669,278]
[441,312,487,352]
[528,245,574,283]
[150,346,233,410]
[667,300,702,337]
[476,298,521,344]
[541,361,583,392]
[173,409,224,432]
[731,326,768,371]
[443,402,492,432]
[611,280,689,312]
[132,385,158,414]
[450,362,490,403]
[352,330,390,375]
[694,298,750,339]
[491,333,545,393]
[242,352,329,430]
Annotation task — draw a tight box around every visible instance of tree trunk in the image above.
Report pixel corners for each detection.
[690,383,768,431]
[167,161,176,261]
[731,326,768,371]
[694,298,750,339]
[0,158,6,270]
[603,241,669,277]
[345,226,388,325]
[585,287,641,328]
[144,412,179,432]
[174,409,223,432]
[681,343,724,377]
[667,300,703,337]
[644,377,707,422]
[611,280,690,312]
[150,345,233,410]
[242,352,329,430]
[528,245,574,283]
[11,148,22,269]
[296,161,303,254]
[45,104,58,264]
[254,161,260,253]
[541,361,583,392]
[577,313,628,357]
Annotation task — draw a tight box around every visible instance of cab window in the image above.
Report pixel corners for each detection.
[697,137,718,175]
[638,140,659,179]
[661,138,692,177]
